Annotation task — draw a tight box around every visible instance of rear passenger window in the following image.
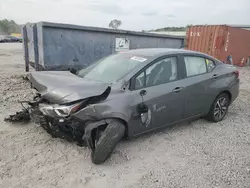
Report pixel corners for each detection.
[206,59,215,72]
[184,56,207,77]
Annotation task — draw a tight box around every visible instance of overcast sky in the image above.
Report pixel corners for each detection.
[0,0,249,31]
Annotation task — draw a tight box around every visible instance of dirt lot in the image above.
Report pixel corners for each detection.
[0,43,250,188]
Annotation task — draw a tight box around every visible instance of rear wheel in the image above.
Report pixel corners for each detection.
[91,120,125,164]
[206,93,230,122]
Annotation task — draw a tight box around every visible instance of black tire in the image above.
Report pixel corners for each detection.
[91,120,125,164]
[206,93,230,122]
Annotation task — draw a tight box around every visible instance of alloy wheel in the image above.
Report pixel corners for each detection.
[214,97,228,120]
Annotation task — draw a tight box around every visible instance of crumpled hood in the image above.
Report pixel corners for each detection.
[29,71,110,104]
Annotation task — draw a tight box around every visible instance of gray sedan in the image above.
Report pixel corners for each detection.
[6,48,240,164]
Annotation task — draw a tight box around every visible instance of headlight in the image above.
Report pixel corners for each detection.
[39,102,82,117]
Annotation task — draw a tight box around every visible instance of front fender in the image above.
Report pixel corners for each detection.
[73,104,101,121]
[95,106,131,123]
[74,103,131,123]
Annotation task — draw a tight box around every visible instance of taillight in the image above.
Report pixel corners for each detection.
[233,70,239,78]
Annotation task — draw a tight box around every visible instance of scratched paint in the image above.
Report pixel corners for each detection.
[153,104,167,112]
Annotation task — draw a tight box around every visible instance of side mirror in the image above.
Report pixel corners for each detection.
[140,90,147,96]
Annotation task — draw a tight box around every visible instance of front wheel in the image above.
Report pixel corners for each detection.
[206,93,230,122]
[91,120,125,164]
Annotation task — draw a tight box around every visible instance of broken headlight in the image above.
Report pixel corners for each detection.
[39,102,82,117]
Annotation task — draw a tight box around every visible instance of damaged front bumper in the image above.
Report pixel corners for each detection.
[39,115,85,145]
[4,97,87,146]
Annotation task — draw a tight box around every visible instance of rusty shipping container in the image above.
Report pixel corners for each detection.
[186,25,250,66]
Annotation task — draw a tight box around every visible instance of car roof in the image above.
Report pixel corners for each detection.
[121,48,208,58]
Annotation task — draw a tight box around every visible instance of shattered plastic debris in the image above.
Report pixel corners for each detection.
[4,109,31,123]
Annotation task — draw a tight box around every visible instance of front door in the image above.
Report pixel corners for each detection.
[128,56,185,136]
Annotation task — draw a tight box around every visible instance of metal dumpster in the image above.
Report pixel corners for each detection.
[23,22,185,71]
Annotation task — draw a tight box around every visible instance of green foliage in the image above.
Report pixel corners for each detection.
[0,19,21,34]
[109,19,122,29]
[154,26,187,32]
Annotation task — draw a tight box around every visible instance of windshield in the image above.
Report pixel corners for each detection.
[78,53,148,83]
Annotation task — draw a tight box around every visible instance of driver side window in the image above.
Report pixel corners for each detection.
[134,57,177,89]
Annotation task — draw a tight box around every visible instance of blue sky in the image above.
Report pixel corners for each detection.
[0,0,249,30]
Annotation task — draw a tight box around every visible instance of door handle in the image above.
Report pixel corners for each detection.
[172,87,183,93]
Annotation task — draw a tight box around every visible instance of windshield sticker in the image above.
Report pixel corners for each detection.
[130,56,147,62]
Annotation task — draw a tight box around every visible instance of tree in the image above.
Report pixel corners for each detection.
[0,19,21,34]
[109,19,122,29]
[154,27,186,32]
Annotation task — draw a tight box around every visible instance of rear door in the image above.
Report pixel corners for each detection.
[128,55,186,136]
[180,55,217,118]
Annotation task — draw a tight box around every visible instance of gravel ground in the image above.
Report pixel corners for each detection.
[0,43,250,188]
